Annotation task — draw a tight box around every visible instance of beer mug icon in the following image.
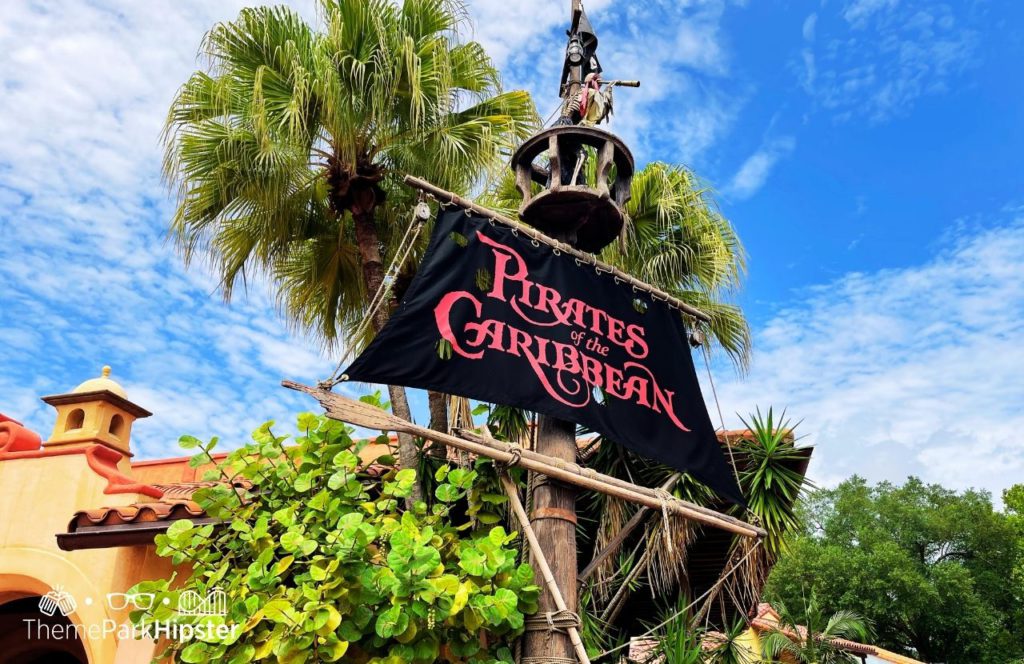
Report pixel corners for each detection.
[39,587,77,617]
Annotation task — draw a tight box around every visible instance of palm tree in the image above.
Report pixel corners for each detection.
[163,0,536,486]
[609,162,750,370]
[485,161,750,369]
[761,594,872,664]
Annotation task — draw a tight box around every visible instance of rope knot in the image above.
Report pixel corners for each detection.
[501,443,523,469]
[524,609,581,634]
[653,487,676,555]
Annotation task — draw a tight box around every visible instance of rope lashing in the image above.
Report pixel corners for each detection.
[500,443,524,469]
[524,610,582,634]
[521,658,578,664]
[653,487,676,556]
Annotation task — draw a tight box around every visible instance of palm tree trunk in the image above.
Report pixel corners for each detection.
[426,391,449,458]
[353,208,423,504]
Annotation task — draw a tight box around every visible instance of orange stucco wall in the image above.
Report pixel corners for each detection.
[0,450,173,663]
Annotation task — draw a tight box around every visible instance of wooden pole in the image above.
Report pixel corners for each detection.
[525,413,579,662]
[499,472,591,664]
[457,431,742,530]
[282,381,766,539]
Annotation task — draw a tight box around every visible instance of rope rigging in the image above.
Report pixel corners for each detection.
[319,196,431,390]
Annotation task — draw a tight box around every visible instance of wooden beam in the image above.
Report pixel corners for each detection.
[282,382,765,539]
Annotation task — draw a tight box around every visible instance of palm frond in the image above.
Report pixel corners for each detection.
[164,0,536,346]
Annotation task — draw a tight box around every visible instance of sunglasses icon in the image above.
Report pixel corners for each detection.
[106,592,155,610]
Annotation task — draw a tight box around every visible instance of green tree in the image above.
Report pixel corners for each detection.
[129,412,539,663]
[1004,484,1024,643]
[760,594,871,664]
[163,0,536,488]
[764,477,1023,663]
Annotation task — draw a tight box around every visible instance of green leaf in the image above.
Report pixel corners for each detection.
[263,599,298,624]
[293,473,313,493]
[227,644,255,664]
[375,605,403,638]
[179,642,209,663]
[165,519,194,540]
[280,531,304,552]
[435,484,460,503]
[332,450,359,470]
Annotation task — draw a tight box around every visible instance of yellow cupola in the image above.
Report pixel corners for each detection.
[41,365,152,456]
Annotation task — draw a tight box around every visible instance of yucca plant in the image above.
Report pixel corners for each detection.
[163,0,537,485]
[651,596,707,664]
[705,619,759,664]
[760,594,872,664]
[735,408,811,556]
[726,408,812,613]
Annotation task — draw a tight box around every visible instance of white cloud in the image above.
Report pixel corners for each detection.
[802,13,818,42]
[800,1,977,122]
[0,1,328,459]
[0,0,751,464]
[462,0,746,167]
[708,218,1024,501]
[725,136,795,199]
[842,0,900,28]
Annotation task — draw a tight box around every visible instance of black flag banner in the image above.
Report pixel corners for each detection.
[345,208,743,504]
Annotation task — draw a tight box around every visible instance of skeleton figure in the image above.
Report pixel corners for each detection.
[573,73,614,126]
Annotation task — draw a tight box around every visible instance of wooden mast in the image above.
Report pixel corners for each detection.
[523,3,585,660]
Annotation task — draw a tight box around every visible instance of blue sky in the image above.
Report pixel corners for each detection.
[1,0,1021,501]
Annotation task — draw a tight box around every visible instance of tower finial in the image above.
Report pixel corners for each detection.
[102,365,112,378]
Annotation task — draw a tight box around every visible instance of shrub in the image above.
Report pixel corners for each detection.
[129,411,539,663]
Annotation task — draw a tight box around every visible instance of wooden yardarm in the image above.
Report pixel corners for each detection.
[281,382,765,539]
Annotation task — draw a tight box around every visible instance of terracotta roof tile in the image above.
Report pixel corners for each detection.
[67,480,251,532]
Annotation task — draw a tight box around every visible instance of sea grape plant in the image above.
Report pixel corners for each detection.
[128,409,539,663]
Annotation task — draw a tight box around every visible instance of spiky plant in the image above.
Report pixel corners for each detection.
[723,408,812,612]
[163,0,536,482]
[652,596,707,664]
[760,594,872,664]
[705,619,759,664]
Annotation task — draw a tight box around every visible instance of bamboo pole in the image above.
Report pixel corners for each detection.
[401,174,712,323]
[499,472,591,664]
[456,430,743,531]
[282,381,766,539]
